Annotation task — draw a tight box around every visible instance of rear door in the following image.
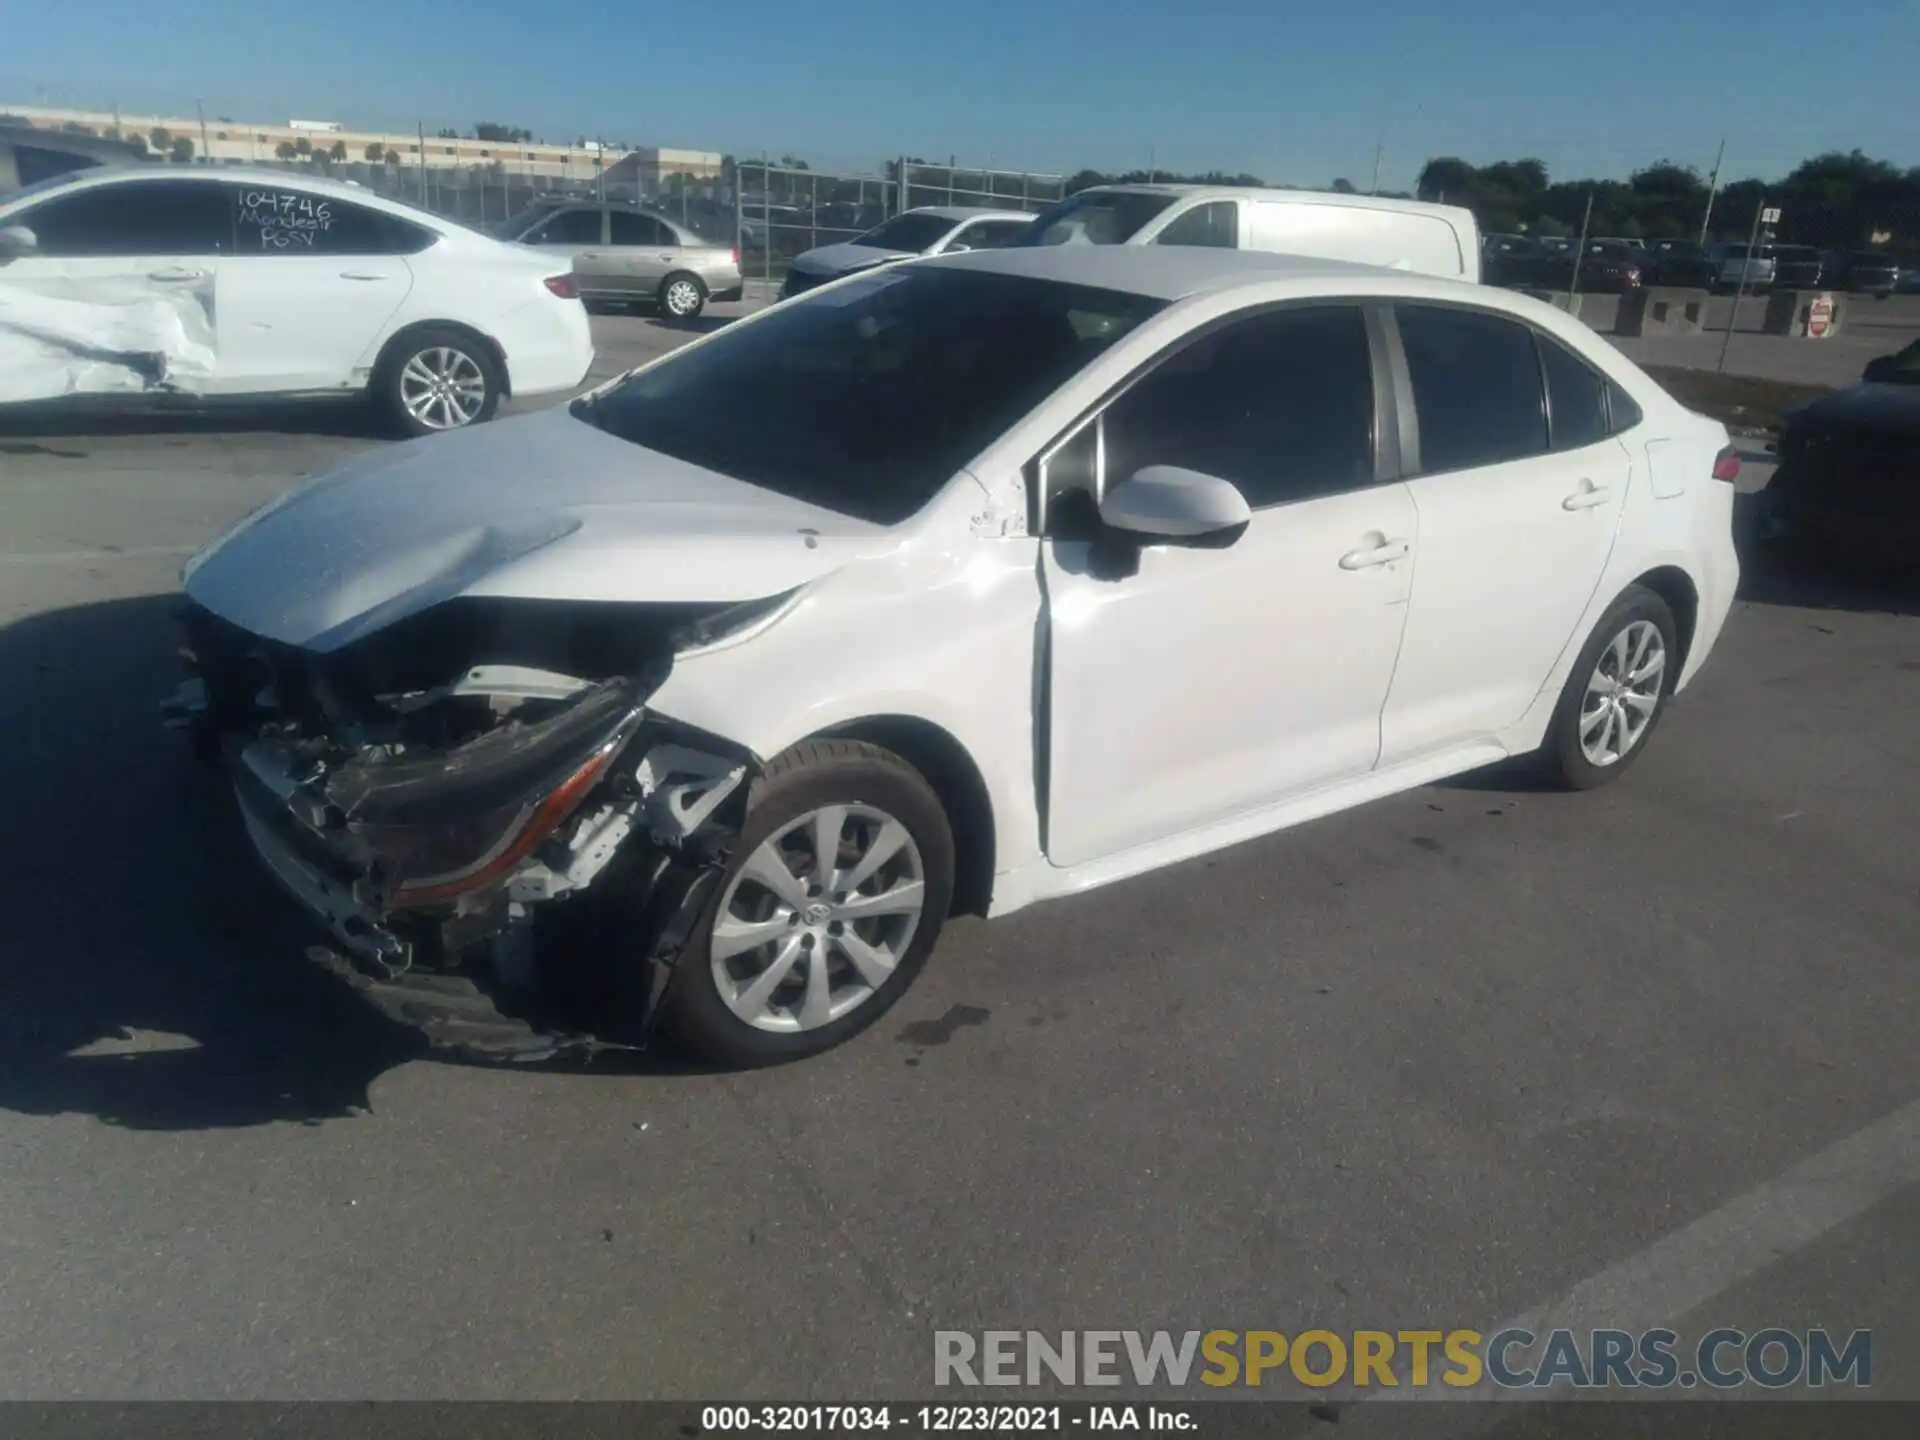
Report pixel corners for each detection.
[1378,304,1631,763]
[608,210,677,296]
[518,205,613,294]
[215,185,417,393]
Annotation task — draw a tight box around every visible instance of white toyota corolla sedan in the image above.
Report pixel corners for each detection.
[0,166,592,434]
[167,245,1740,1065]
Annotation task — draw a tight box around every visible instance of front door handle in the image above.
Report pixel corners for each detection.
[658,254,676,262]
[147,266,207,282]
[1562,481,1612,510]
[1338,538,1410,570]
[338,271,390,281]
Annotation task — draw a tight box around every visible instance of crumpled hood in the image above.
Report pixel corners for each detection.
[791,241,914,279]
[184,406,894,652]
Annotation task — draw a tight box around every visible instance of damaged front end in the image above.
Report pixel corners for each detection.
[163,597,772,1061]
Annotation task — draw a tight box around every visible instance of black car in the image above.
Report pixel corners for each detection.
[1771,245,1832,289]
[1642,239,1715,288]
[1828,250,1901,297]
[1765,340,1920,567]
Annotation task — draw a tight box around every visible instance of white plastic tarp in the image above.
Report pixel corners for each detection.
[0,276,218,403]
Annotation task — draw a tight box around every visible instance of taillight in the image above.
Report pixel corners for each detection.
[544,274,579,299]
[731,247,741,267]
[1712,446,1741,483]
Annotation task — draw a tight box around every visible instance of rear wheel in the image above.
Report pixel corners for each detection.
[1542,585,1678,790]
[379,327,502,437]
[658,271,707,321]
[663,740,954,1066]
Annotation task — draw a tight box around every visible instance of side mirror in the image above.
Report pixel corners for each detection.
[1098,465,1252,541]
[0,224,39,259]
[943,242,971,254]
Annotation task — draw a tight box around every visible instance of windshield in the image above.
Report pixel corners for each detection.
[1017,191,1179,247]
[851,213,955,252]
[577,267,1165,524]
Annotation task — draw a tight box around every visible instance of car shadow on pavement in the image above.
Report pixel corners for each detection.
[0,594,432,1130]
[0,397,391,442]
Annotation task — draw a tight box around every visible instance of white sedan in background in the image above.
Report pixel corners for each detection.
[0,165,592,435]
[172,246,1740,1066]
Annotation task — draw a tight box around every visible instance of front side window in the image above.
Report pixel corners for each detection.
[525,208,602,245]
[1397,305,1547,473]
[949,219,1033,250]
[21,180,234,257]
[1154,201,1238,249]
[1101,306,1376,509]
[1018,190,1179,247]
[851,213,953,253]
[578,267,1165,525]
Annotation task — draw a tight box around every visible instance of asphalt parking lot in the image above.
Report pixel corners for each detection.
[0,308,1916,1414]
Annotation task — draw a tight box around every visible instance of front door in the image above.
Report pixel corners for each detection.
[1041,304,1418,869]
[1378,304,1632,763]
[0,175,235,396]
[214,184,413,393]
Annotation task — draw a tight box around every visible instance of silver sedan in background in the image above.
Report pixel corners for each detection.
[780,206,1036,297]
[494,198,743,319]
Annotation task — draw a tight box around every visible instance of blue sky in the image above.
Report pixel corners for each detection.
[6,0,1916,188]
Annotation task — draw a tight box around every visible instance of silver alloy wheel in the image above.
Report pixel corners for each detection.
[1580,619,1666,766]
[398,346,488,430]
[710,803,926,1033]
[663,278,703,317]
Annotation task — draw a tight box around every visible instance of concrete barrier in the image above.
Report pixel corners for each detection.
[1761,290,1846,338]
[1616,288,1709,337]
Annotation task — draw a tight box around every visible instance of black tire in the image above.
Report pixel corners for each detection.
[1541,584,1678,791]
[657,271,707,321]
[664,739,955,1066]
[377,326,504,439]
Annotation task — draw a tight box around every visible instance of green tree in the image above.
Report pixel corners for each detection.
[170,135,194,163]
[293,135,313,158]
[474,121,532,143]
[148,125,172,152]
[1330,177,1357,194]
[365,141,386,163]
[328,139,348,162]
[274,140,298,160]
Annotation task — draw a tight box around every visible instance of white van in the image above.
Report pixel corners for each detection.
[1017,184,1481,283]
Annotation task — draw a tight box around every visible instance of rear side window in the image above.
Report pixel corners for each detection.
[22,179,234,257]
[232,186,432,255]
[1397,304,1547,472]
[1538,333,1610,451]
[1101,305,1375,509]
[1155,202,1238,249]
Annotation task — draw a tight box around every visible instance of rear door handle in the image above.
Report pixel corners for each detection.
[1338,539,1410,570]
[147,266,207,282]
[338,271,391,281]
[1562,482,1612,510]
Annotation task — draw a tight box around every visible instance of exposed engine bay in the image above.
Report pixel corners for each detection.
[163,594,789,1061]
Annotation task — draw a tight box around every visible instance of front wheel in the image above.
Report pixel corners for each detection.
[658,271,707,321]
[663,740,955,1066]
[1541,585,1678,790]
[380,327,503,437]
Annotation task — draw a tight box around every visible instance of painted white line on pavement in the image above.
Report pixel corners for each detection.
[1334,1095,1920,1433]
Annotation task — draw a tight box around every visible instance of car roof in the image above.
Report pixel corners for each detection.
[1072,183,1472,221]
[921,242,1436,301]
